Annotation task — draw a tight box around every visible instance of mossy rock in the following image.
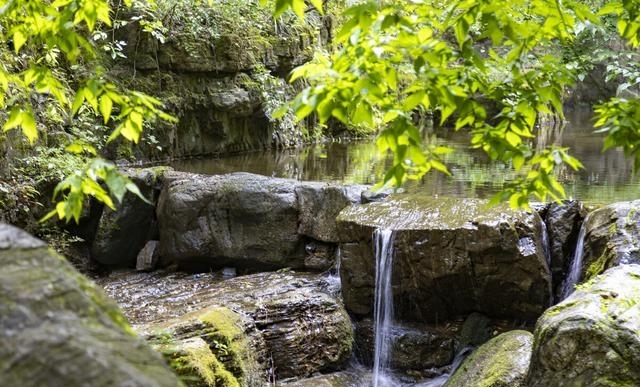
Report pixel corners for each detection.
[526,264,640,387]
[0,223,180,387]
[444,330,532,387]
[146,306,265,387]
[578,200,640,284]
[98,270,355,382]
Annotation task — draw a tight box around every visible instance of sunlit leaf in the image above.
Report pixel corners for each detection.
[99,95,113,124]
[13,29,27,53]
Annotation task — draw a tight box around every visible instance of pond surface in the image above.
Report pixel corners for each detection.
[172,111,640,204]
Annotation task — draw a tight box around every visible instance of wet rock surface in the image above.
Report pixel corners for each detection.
[96,269,353,381]
[0,223,180,387]
[444,330,532,387]
[526,264,640,387]
[578,200,640,282]
[337,195,552,322]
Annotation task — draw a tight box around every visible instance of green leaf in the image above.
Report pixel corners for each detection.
[505,131,521,147]
[3,107,22,131]
[71,88,86,115]
[99,95,113,124]
[20,110,38,144]
[13,29,27,53]
[513,154,525,170]
[291,0,306,19]
[403,91,425,111]
[352,101,374,127]
[430,160,451,175]
[272,104,289,120]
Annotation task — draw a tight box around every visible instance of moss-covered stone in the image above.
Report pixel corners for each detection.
[526,264,640,387]
[0,223,181,387]
[578,201,640,283]
[98,270,355,382]
[444,330,532,387]
[146,306,262,387]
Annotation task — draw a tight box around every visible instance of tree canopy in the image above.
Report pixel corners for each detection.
[0,0,175,222]
[269,0,640,208]
[2,0,640,221]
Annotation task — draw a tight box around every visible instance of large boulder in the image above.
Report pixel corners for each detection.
[337,195,552,322]
[157,172,369,271]
[157,172,304,271]
[444,330,532,387]
[526,264,640,386]
[0,223,180,387]
[97,270,353,382]
[576,200,640,282]
[91,166,169,266]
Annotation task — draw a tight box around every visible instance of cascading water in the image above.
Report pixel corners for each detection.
[372,228,396,387]
[540,219,552,266]
[560,215,589,300]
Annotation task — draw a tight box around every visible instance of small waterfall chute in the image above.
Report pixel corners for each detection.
[372,228,396,387]
[560,214,590,301]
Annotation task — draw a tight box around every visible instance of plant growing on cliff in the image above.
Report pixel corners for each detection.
[268,0,640,208]
[0,0,176,222]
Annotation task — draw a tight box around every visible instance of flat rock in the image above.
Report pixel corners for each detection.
[337,195,552,322]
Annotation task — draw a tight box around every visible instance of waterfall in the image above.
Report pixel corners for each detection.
[560,215,589,300]
[372,228,395,387]
[540,219,551,266]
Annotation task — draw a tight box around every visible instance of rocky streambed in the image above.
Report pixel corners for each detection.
[3,169,640,386]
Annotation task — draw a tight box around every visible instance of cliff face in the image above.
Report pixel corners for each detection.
[110,0,334,161]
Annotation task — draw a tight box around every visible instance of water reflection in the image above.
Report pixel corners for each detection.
[172,110,640,203]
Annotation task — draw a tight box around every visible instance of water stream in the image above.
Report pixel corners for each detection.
[372,228,396,387]
[560,214,590,300]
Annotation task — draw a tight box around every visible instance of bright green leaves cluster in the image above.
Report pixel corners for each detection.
[42,159,148,223]
[72,79,176,144]
[600,0,640,46]
[591,1,640,170]
[274,0,635,207]
[594,97,640,169]
[0,0,174,222]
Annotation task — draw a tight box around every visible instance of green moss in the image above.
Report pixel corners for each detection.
[444,330,531,387]
[160,338,240,387]
[585,251,612,281]
[595,376,636,387]
[150,306,261,387]
[544,300,579,317]
[199,307,260,384]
